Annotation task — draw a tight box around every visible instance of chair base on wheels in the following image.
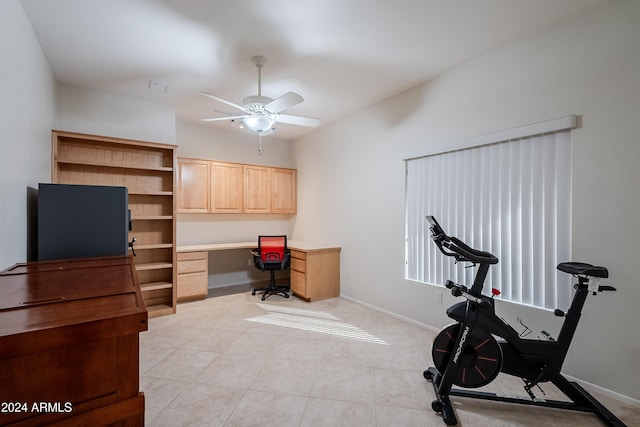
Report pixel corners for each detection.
[251,270,291,301]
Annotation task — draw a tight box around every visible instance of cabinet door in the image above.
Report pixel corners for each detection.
[177,159,210,213]
[211,162,243,213]
[243,165,271,213]
[271,168,297,214]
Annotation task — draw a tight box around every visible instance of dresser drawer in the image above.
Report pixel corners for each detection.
[290,250,306,261]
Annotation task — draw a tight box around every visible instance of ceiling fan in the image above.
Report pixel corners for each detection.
[200,56,320,153]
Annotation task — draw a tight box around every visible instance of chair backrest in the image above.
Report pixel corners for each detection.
[258,235,287,263]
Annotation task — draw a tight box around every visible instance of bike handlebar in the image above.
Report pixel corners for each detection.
[426,216,499,265]
[448,236,499,265]
[428,216,616,307]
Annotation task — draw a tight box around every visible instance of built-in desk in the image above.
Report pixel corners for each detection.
[176,242,341,302]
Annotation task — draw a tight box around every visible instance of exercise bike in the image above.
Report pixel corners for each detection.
[423,216,626,426]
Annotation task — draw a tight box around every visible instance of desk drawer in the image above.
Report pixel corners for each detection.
[290,269,306,296]
[178,251,207,261]
[291,257,305,273]
[177,259,207,274]
[177,272,208,300]
[290,250,306,261]
[177,251,208,274]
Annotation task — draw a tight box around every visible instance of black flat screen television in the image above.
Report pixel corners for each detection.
[38,183,129,261]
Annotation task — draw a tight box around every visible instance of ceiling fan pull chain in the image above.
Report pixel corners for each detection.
[258,134,263,156]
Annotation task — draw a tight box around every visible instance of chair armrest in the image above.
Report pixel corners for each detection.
[281,251,291,270]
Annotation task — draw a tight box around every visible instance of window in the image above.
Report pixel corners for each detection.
[404,117,576,310]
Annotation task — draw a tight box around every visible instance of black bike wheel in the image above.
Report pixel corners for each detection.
[432,323,502,388]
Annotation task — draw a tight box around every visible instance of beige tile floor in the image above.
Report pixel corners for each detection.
[140,292,639,426]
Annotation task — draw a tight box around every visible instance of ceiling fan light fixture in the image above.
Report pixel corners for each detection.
[243,115,275,134]
[200,55,319,151]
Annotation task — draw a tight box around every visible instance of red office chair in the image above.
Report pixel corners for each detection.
[251,235,291,300]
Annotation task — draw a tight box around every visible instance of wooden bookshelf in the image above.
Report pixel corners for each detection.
[52,130,177,317]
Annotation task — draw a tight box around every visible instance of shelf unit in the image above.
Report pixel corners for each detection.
[51,130,177,317]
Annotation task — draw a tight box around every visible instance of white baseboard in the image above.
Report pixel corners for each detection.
[562,373,640,408]
[208,275,288,289]
[208,279,259,289]
[339,294,440,333]
[340,293,640,408]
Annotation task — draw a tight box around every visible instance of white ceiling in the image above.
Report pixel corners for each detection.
[20,0,607,140]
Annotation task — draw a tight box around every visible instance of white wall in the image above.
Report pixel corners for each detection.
[0,0,176,269]
[56,84,175,144]
[292,0,640,401]
[176,120,291,166]
[175,121,294,287]
[176,120,293,246]
[0,0,56,269]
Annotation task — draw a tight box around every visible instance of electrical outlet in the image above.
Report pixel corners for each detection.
[247,258,252,266]
[435,290,442,304]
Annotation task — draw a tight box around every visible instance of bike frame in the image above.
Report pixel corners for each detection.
[444,270,588,381]
[424,217,625,426]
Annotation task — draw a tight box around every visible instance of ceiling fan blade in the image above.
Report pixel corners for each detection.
[200,92,247,112]
[200,115,248,122]
[213,108,235,115]
[276,114,321,128]
[265,92,304,113]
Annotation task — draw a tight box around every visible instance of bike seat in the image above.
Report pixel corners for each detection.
[557,262,608,278]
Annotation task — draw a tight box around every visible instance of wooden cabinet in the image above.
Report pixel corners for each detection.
[290,247,341,301]
[211,161,243,213]
[177,158,210,213]
[244,166,297,214]
[271,167,297,214]
[0,256,147,426]
[52,130,177,318]
[177,157,296,215]
[177,251,208,301]
[243,165,271,213]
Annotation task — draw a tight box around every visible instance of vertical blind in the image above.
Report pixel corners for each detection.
[405,128,572,310]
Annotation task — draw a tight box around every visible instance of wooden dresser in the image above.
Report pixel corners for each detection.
[0,256,147,426]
